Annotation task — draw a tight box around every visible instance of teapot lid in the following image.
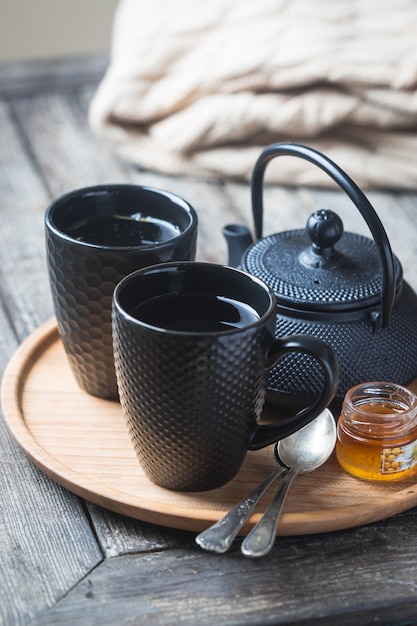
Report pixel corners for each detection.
[241,209,402,312]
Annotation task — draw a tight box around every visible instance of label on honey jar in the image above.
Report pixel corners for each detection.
[381,441,417,474]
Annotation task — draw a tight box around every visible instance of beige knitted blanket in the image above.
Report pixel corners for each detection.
[89,0,417,188]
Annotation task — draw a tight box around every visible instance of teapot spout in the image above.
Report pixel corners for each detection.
[222,224,254,268]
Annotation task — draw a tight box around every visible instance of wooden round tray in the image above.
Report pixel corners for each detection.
[3,318,417,536]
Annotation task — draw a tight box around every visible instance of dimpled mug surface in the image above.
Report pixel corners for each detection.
[45,184,197,399]
[112,262,338,492]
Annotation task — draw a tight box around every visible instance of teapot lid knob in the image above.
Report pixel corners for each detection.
[300,209,344,270]
[307,209,343,252]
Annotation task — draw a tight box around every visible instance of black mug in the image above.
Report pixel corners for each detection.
[112,262,339,491]
[45,184,198,399]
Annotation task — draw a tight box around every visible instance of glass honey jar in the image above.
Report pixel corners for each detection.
[336,382,417,481]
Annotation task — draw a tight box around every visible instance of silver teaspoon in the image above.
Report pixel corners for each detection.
[241,408,336,558]
[195,408,334,554]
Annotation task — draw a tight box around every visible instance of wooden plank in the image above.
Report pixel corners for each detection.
[9,90,130,198]
[0,96,104,625]
[0,321,103,625]
[0,97,54,337]
[0,100,47,205]
[86,504,195,557]
[0,450,102,626]
[33,511,417,626]
[0,55,109,96]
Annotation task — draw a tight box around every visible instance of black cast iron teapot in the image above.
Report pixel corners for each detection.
[223,143,417,409]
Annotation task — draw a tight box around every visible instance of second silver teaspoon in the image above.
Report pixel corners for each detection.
[241,408,336,558]
[195,409,335,554]
[195,464,286,553]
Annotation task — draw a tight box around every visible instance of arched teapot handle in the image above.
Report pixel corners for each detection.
[251,143,396,328]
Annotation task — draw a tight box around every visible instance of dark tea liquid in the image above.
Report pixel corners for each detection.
[66,213,181,246]
[132,292,261,332]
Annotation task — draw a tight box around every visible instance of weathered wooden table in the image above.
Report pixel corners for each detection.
[2,56,417,626]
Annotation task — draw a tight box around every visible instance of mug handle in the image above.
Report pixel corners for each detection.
[249,334,339,450]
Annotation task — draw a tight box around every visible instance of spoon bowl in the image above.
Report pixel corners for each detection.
[274,406,336,472]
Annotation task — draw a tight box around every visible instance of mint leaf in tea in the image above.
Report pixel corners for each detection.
[67,213,181,246]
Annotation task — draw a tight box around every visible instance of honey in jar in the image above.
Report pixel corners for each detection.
[336,382,417,481]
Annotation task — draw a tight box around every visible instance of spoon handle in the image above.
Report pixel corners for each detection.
[195,466,286,553]
[241,468,299,558]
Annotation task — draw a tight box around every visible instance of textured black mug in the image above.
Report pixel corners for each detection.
[112,262,339,491]
[45,184,198,399]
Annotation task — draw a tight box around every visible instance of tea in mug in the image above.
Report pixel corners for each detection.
[132,292,261,332]
[66,213,181,246]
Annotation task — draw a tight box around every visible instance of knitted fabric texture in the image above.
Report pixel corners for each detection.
[89,0,417,188]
